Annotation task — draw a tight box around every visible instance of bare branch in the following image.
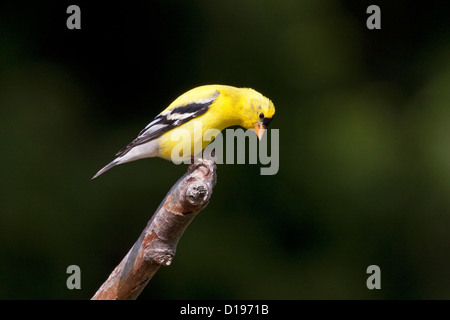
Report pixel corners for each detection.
[92,159,217,300]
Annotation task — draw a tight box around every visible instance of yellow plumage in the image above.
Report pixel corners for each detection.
[92,84,275,179]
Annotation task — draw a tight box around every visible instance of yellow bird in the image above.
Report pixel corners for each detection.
[92,84,275,179]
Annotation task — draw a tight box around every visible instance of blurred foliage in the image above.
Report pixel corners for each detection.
[1,0,450,299]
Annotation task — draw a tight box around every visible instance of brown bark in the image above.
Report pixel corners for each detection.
[92,159,217,300]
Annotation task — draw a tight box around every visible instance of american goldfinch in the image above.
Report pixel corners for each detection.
[92,84,275,179]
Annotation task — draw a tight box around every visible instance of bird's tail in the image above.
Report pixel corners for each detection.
[91,159,120,180]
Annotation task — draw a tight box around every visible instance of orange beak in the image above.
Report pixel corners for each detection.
[254,123,266,140]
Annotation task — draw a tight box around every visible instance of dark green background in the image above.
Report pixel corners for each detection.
[1,1,450,299]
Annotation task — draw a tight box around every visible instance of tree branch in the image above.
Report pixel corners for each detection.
[91,159,217,300]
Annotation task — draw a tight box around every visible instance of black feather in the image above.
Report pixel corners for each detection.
[115,91,219,157]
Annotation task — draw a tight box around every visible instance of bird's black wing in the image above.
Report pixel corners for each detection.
[115,90,220,157]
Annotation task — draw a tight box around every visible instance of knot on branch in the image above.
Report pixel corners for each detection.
[181,158,216,212]
[144,244,175,266]
[185,181,208,207]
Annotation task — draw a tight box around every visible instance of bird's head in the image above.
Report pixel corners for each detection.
[239,88,276,140]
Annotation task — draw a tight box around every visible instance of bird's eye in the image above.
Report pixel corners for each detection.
[259,112,264,119]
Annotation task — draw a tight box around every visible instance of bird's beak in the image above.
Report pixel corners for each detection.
[254,123,266,140]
